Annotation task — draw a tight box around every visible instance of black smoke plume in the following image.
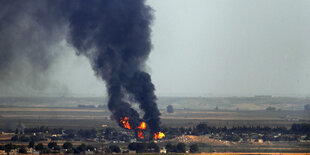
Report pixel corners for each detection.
[0,0,161,135]
[67,0,161,134]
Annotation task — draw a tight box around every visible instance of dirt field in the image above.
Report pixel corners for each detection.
[0,97,309,153]
[0,106,309,129]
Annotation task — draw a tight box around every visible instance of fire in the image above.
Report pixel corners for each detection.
[137,130,144,139]
[135,122,146,139]
[119,118,147,139]
[120,117,132,130]
[154,132,165,140]
[136,122,146,130]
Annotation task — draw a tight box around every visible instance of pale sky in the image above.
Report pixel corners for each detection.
[1,0,310,97]
[147,0,310,97]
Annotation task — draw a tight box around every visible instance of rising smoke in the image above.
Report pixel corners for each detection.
[0,0,161,135]
[0,1,67,96]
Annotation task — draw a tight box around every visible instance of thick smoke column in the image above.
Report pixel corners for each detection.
[0,0,161,135]
[67,0,161,134]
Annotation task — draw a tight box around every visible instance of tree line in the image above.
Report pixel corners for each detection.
[0,141,200,154]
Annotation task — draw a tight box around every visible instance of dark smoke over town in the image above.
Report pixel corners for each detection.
[0,0,161,135]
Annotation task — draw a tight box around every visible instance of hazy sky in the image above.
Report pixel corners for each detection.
[147,0,310,97]
[1,0,310,97]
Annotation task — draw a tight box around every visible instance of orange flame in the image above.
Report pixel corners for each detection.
[135,122,146,139]
[154,132,165,140]
[136,122,146,130]
[137,130,144,139]
[120,117,132,130]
